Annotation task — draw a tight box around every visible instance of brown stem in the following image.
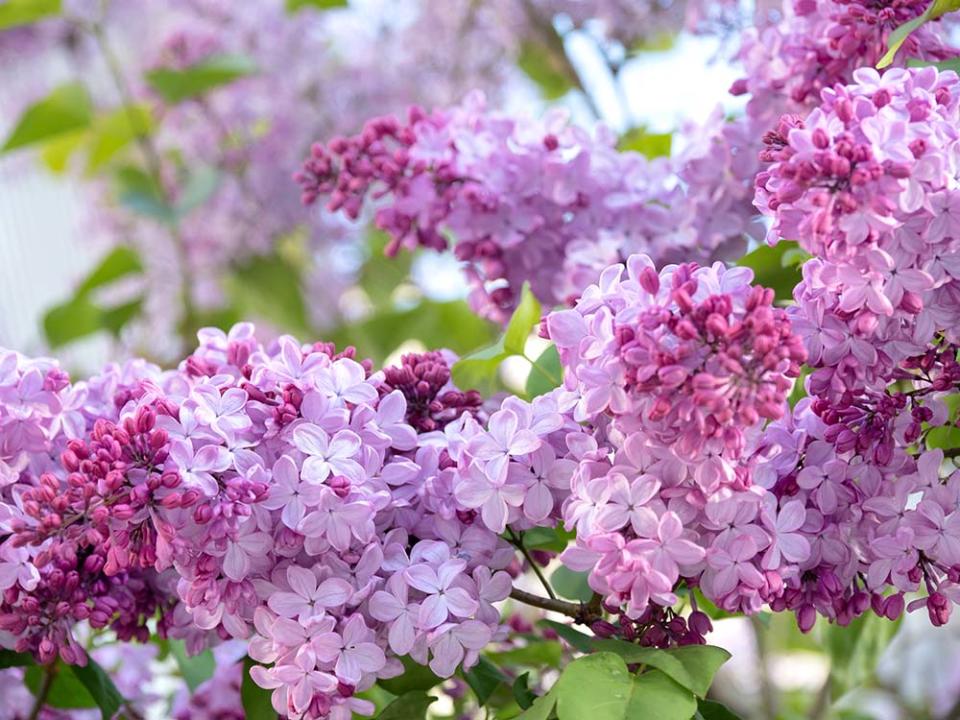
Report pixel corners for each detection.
[28,663,57,720]
[506,529,556,600]
[509,587,602,626]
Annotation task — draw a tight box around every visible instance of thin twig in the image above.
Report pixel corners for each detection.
[507,528,556,600]
[88,19,199,351]
[28,663,57,720]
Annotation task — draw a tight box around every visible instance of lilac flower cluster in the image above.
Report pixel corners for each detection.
[298,94,757,323]
[750,66,960,630]
[547,257,810,618]
[0,323,608,718]
[732,0,959,128]
[757,66,960,397]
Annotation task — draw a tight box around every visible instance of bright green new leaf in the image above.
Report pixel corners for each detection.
[170,641,215,692]
[286,0,348,10]
[375,691,437,719]
[550,565,593,602]
[876,0,960,69]
[240,657,276,719]
[2,83,92,153]
[85,104,154,172]
[0,0,60,30]
[146,53,258,104]
[451,340,509,391]
[525,344,562,398]
[504,283,542,355]
[618,127,672,159]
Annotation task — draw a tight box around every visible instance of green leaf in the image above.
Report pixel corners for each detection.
[517,40,574,100]
[226,251,312,337]
[286,0,347,10]
[2,83,92,153]
[43,246,146,347]
[77,246,143,296]
[696,699,743,720]
[525,344,562,398]
[0,0,60,30]
[587,641,730,698]
[522,653,698,720]
[241,657,278,719]
[625,669,698,720]
[0,649,34,668]
[85,104,154,172]
[26,663,97,710]
[39,128,86,173]
[451,340,509,392]
[101,298,145,334]
[488,641,564,668]
[875,2,960,69]
[70,659,124,720]
[550,565,593,602]
[375,691,437,719]
[44,296,108,347]
[332,300,498,367]
[176,165,221,217]
[618,127,672,159]
[823,612,902,699]
[359,229,413,307]
[908,57,960,72]
[554,652,634,720]
[378,656,441,695]
[737,241,804,302]
[146,53,258,104]
[521,525,574,553]
[927,424,960,449]
[512,673,536,711]
[505,283,542,355]
[169,640,215,692]
[464,655,507,706]
[931,0,960,18]
[541,620,595,653]
[114,165,176,223]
